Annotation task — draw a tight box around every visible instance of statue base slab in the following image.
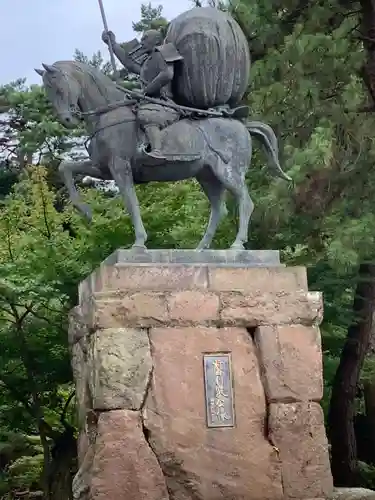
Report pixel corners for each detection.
[69,248,333,500]
[102,248,283,266]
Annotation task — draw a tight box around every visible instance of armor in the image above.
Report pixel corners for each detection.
[156,43,184,64]
[102,7,251,158]
[107,29,183,157]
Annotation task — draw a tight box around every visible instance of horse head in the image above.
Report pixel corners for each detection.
[35,63,81,128]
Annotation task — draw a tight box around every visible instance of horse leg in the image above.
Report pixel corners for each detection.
[108,156,147,249]
[230,184,254,250]
[211,159,254,250]
[195,170,227,250]
[59,159,103,221]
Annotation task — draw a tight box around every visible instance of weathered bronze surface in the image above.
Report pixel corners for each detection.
[36,6,291,251]
[203,353,235,428]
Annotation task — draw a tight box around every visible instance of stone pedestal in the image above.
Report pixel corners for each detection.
[69,249,333,500]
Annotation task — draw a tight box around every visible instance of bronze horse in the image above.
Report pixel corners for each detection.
[36,61,291,250]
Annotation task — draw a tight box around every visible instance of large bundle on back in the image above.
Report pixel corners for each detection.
[165,7,250,109]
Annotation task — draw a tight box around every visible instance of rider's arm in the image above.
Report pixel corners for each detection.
[144,52,174,96]
[112,43,141,75]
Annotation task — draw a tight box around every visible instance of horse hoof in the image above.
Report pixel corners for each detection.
[131,243,147,251]
[85,213,93,223]
[195,244,209,251]
[77,205,93,223]
[230,243,245,251]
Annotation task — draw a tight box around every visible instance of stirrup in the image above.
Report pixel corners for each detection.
[137,142,147,154]
[144,148,167,160]
[147,149,165,159]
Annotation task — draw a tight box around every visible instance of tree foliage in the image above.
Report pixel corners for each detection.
[132,2,168,34]
[229,0,375,486]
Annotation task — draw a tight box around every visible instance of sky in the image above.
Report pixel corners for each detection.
[0,0,191,85]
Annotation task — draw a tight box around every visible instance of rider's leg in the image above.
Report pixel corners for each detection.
[137,104,180,157]
[143,125,162,153]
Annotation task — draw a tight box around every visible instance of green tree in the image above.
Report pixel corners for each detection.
[0,79,81,196]
[132,2,168,34]
[0,47,116,200]
[0,429,44,497]
[4,0,375,494]
[0,163,232,497]
[0,167,81,498]
[228,0,375,486]
[73,49,113,76]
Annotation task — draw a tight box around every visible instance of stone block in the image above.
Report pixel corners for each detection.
[269,402,333,499]
[143,326,284,500]
[112,264,209,291]
[167,290,220,323]
[78,249,283,301]
[77,431,89,466]
[208,266,308,293]
[90,410,169,500]
[70,249,333,500]
[331,488,375,500]
[71,340,91,428]
[68,305,89,345]
[86,290,322,330]
[220,291,323,327]
[255,324,323,402]
[80,265,209,300]
[87,327,152,410]
[92,293,168,329]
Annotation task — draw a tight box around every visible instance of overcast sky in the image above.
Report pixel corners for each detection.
[0,0,191,85]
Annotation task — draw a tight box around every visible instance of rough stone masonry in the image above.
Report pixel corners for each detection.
[68,249,334,500]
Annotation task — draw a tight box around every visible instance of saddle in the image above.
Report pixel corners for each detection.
[138,119,204,163]
[138,104,250,163]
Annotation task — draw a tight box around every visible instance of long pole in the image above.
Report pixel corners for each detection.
[97,0,119,81]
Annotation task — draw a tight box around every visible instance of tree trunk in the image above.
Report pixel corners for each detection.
[47,431,77,500]
[38,422,52,499]
[38,417,77,500]
[328,262,375,486]
[363,380,375,463]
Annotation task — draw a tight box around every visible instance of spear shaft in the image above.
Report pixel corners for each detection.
[97,0,119,80]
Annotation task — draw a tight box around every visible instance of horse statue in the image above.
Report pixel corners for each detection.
[35,60,291,250]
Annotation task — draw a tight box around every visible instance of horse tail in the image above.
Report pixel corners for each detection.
[245,121,292,182]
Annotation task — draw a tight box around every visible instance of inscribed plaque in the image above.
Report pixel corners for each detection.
[203,353,235,428]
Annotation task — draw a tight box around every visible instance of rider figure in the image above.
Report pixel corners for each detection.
[102,29,183,158]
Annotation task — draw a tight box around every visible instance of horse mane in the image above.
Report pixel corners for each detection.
[52,60,125,103]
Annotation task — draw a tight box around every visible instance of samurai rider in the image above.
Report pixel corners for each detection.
[102,29,183,158]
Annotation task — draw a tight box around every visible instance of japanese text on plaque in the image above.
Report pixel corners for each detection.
[203,354,234,428]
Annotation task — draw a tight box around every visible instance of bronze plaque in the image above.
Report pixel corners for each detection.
[203,353,235,428]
